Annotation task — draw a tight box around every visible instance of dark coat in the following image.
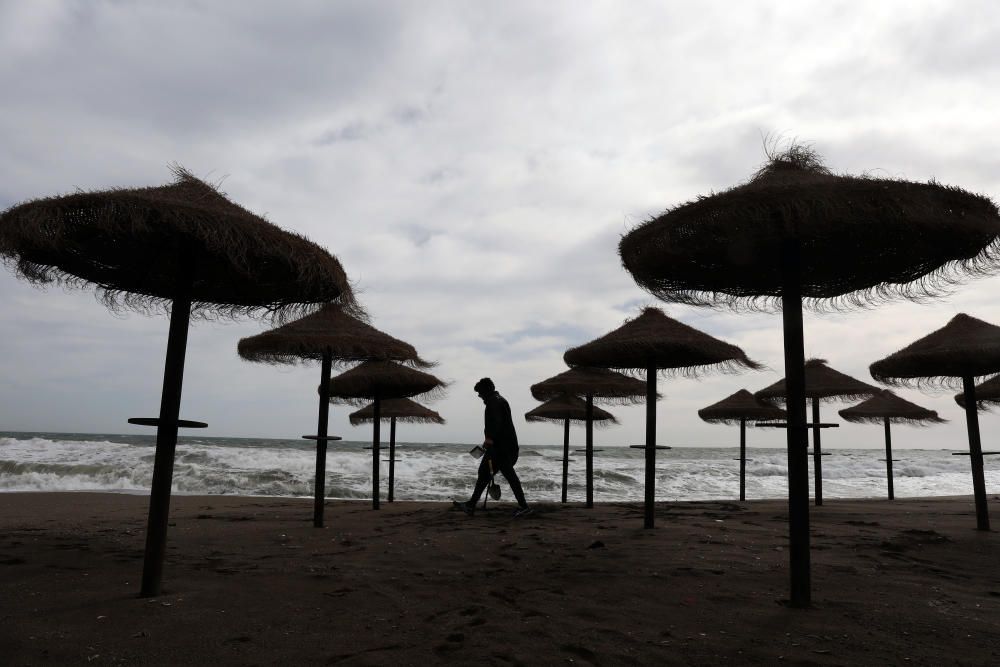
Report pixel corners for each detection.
[483,391,519,465]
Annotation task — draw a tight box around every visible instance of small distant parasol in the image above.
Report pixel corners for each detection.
[839,390,945,500]
[328,361,446,509]
[698,389,787,501]
[755,359,880,505]
[564,307,760,529]
[525,393,617,504]
[530,366,646,506]
[349,398,445,502]
[238,304,429,526]
[871,313,1000,529]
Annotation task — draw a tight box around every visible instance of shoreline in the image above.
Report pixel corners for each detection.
[2,492,998,665]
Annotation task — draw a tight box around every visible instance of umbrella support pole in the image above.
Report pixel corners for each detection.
[739,419,747,502]
[372,398,381,510]
[585,394,594,508]
[884,418,894,500]
[313,349,333,528]
[140,289,192,598]
[961,376,989,530]
[561,418,569,503]
[644,366,657,529]
[781,238,810,608]
[388,417,396,502]
[812,398,823,506]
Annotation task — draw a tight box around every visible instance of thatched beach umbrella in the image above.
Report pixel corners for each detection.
[838,390,944,500]
[563,307,760,528]
[530,366,647,507]
[617,146,1000,606]
[524,392,618,503]
[0,168,356,597]
[954,374,1000,410]
[871,313,1000,530]
[349,398,445,502]
[755,359,879,505]
[238,304,428,527]
[698,389,786,501]
[328,360,445,509]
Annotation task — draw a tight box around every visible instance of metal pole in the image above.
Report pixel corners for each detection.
[781,236,810,607]
[388,416,396,502]
[739,419,747,502]
[140,286,192,598]
[585,393,594,508]
[812,397,823,506]
[884,417,894,501]
[372,397,381,510]
[644,365,657,529]
[961,376,989,530]
[313,348,333,528]
[561,417,569,503]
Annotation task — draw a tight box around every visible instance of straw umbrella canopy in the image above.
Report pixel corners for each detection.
[238,304,429,527]
[616,145,1000,607]
[754,359,880,506]
[524,393,618,504]
[839,390,945,501]
[954,374,1000,410]
[349,398,445,502]
[0,168,356,598]
[871,313,1000,530]
[530,366,648,508]
[564,307,760,529]
[698,389,787,501]
[328,361,446,509]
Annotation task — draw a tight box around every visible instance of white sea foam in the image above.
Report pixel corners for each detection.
[2,433,998,501]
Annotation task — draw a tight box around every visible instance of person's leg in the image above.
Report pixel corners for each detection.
[468,456,493,505]
[498,463,528,508]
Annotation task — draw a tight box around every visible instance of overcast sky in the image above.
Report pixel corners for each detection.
[3,1,1000,450]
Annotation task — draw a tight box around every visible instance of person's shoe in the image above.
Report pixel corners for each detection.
[512,505,533,518]
[453,500,475,516]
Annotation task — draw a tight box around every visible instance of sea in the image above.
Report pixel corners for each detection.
[1,432,997,502]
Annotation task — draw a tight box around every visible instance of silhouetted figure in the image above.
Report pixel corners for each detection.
[455,378,530,517]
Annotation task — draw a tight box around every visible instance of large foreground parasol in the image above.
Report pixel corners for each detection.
[838,390,944,500]
[238,304,428,526]
[564,307,759,528]
[328,361,446,509]
[871,313,1000,528]
[0,168,356,597]
[698,389,786,501]
[755,359,879,505]
[618,145,1000,606]
[524,392,617,503]
[349,398,445,502]
[530,366,647,506]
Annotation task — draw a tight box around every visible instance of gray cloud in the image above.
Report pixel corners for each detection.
[2,2,1000,451]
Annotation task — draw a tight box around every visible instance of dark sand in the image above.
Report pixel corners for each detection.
[1,493,999,665]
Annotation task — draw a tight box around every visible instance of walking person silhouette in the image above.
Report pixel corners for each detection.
[455,378,531,517]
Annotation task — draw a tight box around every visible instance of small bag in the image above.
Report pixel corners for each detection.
[488,480,501,500]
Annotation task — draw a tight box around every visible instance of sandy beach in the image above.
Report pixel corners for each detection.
[1,492,998,666]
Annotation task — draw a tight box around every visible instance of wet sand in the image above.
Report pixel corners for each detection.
[1,492,999,665]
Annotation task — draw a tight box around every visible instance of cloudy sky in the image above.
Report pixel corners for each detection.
[3,0,1000,451]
